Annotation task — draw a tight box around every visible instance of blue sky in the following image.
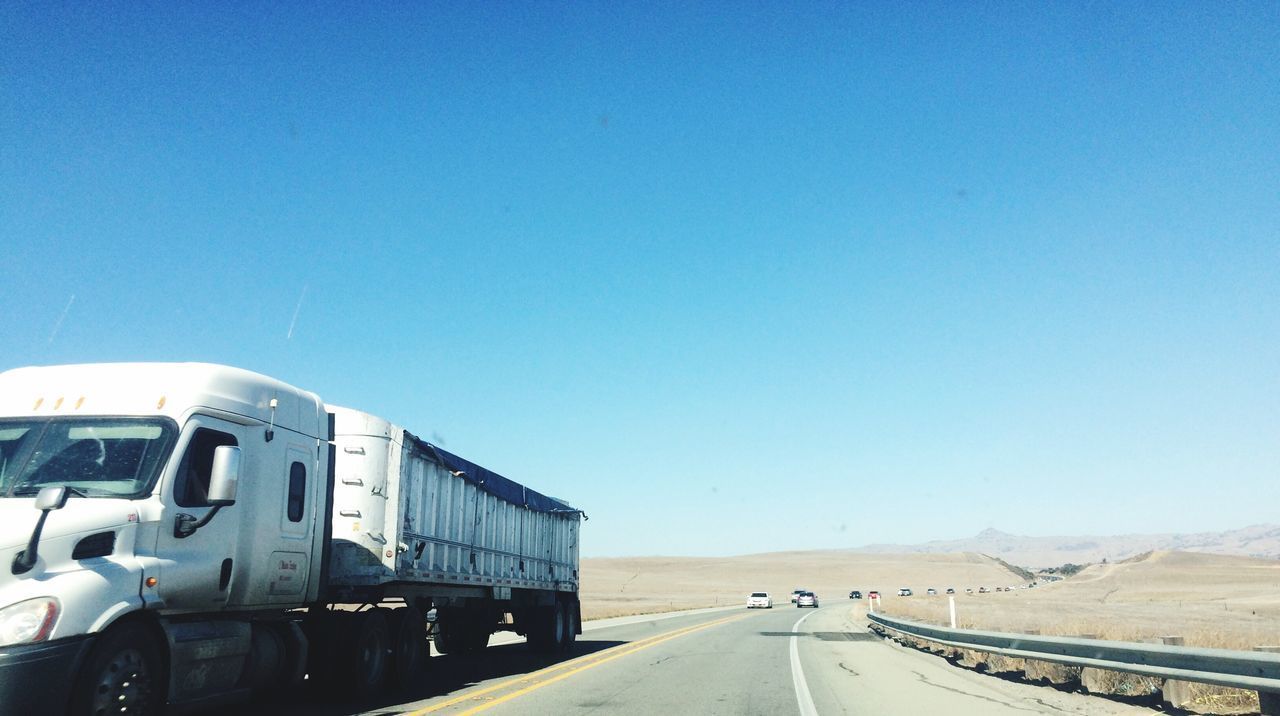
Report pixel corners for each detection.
[3,3,1277,556]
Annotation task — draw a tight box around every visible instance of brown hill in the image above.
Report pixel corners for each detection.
[854,524,1280,568]
[877,550,1280,650]
[580,551,1027,619]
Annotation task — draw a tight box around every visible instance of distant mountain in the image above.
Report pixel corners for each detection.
[852,524,1280,569]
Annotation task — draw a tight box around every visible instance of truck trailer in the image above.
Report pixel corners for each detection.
[0,363,583,715]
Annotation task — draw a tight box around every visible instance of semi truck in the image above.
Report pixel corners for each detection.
[0,363,584,715]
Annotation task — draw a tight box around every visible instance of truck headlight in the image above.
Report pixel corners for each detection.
[0,597,61,646]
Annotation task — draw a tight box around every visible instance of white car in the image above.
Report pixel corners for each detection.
[747,592,773,609]
[897,587,913,596]
[796,592,819,608]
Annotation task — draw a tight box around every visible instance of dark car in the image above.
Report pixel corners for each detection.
[849,590,862,599]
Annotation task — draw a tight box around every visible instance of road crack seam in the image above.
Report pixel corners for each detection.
[910,670,1041,713]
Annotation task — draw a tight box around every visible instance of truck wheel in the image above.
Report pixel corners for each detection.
[70,622,163,716]
[341,609,390,697]
[550,603,567,650]
[388,606,427,686]
[525,606,555,652]
[432,610,457,655]
[558,601,577,651]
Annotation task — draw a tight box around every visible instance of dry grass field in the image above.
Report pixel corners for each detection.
[578,550,1025,620]
[872,551,1280,715]
[873,550,1280,649]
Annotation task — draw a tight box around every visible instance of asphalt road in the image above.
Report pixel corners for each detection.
[245,603,1164,715]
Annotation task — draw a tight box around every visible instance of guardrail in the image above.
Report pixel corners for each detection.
[867,611,1280,712]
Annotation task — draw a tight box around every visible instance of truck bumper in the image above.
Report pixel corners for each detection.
[0,635,94,714]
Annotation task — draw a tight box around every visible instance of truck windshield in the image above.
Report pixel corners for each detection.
[0,417,178,499]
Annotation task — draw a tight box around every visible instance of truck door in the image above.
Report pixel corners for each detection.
[254,444,316,603]
[151,416,246,611]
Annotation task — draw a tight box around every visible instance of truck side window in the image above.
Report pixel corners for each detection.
[175,428,238,507]
[287,461,306,522]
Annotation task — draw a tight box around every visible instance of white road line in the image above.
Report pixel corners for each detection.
[790,609,820,716]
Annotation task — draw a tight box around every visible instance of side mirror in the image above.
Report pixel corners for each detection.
[174,446,240,539]
[207,446,240,506]
[34,485,70,512]
[13,487,73,573]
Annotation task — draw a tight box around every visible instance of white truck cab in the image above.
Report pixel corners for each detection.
[0,363,328,714]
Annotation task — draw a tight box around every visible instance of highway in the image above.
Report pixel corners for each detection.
[246,603,1162,715]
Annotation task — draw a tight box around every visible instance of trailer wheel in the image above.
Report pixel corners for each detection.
[432,610,457,655]
[388,606,427,686]
[527,604,564,653]
[559,601,577,651]
[552,602,567,650]
[524,606,552,652]
[340,609,390,696]
[70,622,163,716]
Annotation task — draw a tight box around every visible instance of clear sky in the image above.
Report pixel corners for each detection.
[3,3,1277,556]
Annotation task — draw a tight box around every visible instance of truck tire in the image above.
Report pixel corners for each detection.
[554,603,570,650]
[558,601,576,651]
[388,606,427,686]
[525,606,555,652]
[435,609,491,656]
[432,610,457,655]
[339,609,390,697]
[69,622,163,716]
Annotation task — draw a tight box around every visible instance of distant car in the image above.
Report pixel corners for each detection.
[868,590,881,599]
[978,586,989,593]
[965,588,974,593]
[849,590,862,599]
[945,587,956,594]
[747,592,773,609]
[796,591,819,608]
[897,588,912,596]
[926,588,937,596]
[790,589,807,603]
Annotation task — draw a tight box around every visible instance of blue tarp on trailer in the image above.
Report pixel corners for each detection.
[406,433,581,516]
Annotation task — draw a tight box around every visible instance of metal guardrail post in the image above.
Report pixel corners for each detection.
[1161,636,1190,709]
[867,612,1280,700]
[1257,647,1280,716]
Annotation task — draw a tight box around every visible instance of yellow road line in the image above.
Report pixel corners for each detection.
[408,612,750,715]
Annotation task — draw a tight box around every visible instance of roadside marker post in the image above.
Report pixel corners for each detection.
[948,596,956,628]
